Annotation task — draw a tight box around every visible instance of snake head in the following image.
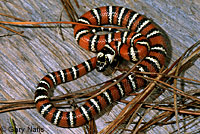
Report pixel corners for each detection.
[96,44,116,72]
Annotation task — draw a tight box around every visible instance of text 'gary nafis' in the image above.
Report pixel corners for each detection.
[6,126,44,133]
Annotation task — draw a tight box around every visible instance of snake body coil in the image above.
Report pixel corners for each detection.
[35,6,167,127]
